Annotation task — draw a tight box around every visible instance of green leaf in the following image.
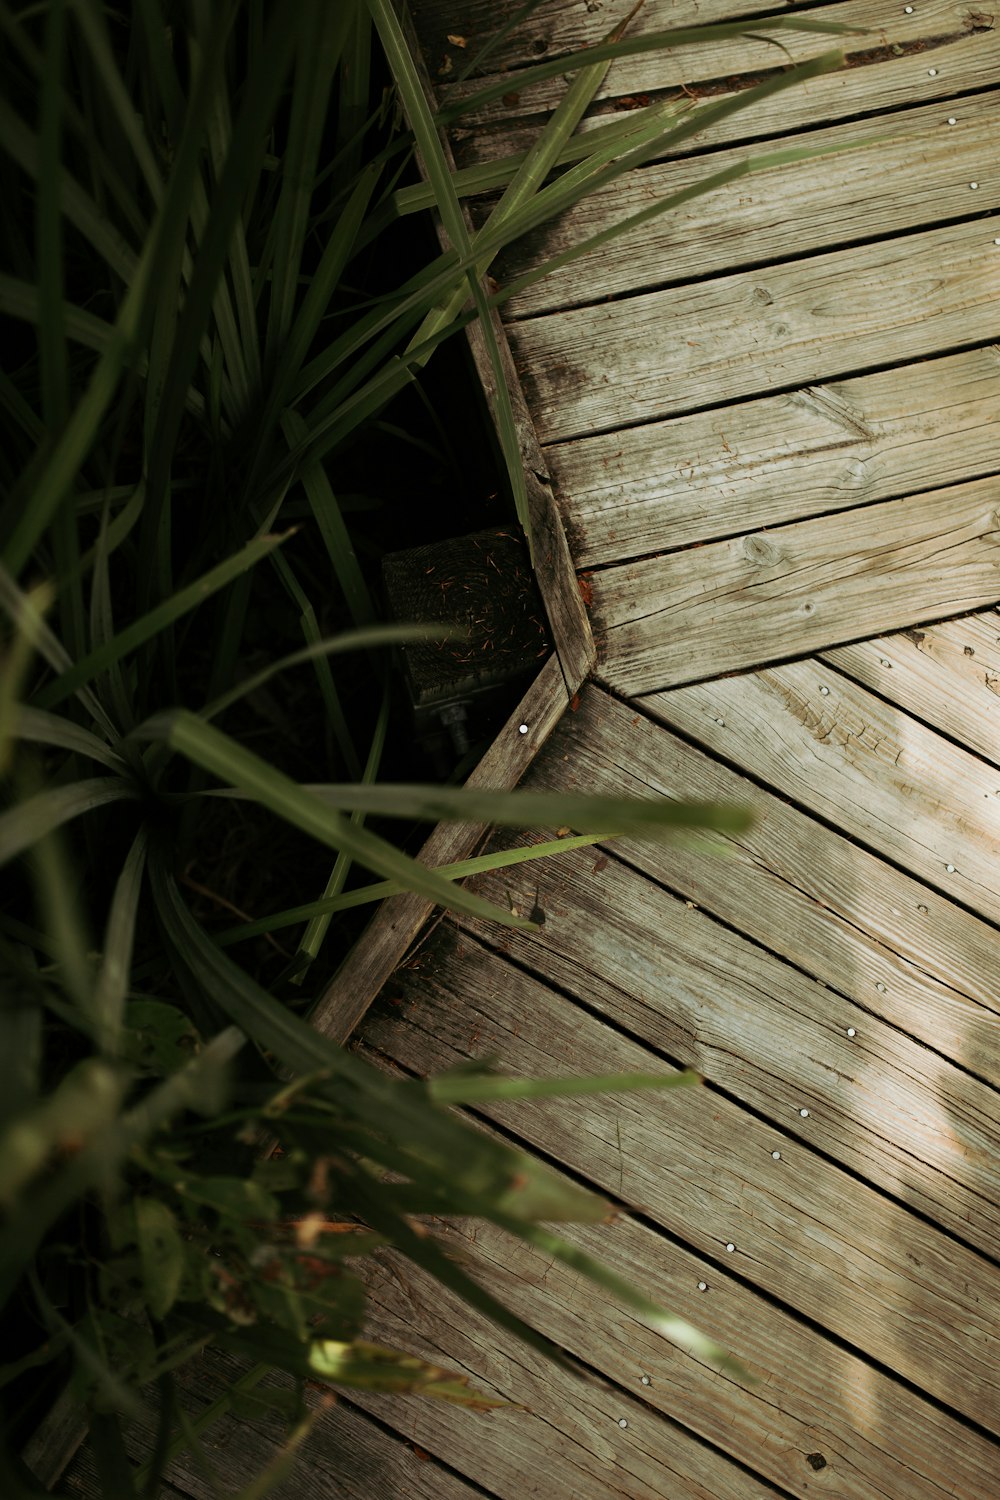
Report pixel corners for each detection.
[308,1338,509,1407]
[33,530,293,711]
[427,1066,701,1107]
[144,710,536,929]
[135,1198,185,1319]
[0,777,140,869]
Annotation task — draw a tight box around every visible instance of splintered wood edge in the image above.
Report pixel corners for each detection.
[310,651,573,1043]
[309,5,596,1044]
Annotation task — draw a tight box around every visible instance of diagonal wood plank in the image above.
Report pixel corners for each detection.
[821,610,1000,764]
[492,93,1000,317]
[644,658,1000,925]
[522,687,1000,1083]
[549,347,1000,569]
[348,1232,787,1500]
[360,928,1000,1432]
[347,1188,1000,1500]
[511,217,1000,443]
[457,839,1000,1254]
[590,476,1000,692]
[431,0,997,131]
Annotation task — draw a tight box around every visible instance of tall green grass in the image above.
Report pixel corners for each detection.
[0,1,848,1490]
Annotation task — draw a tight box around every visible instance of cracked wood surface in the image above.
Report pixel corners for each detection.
[549,347,1000,569]
[590,475,1000,692]
[511,215,1000,444]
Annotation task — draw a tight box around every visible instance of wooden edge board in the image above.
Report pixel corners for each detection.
[309,651,570,1043]
[488,93,1000,318]
[644,657,1000,927]
[590,474,1000,693]
[400,2,594,693]
[457,838,1000,1255]
[309,4,597,1046]
[433,0,995,131]
[820,610,1000,765]
[546,346,1000,569]
[509,215,1000,444]
[360,927,1000,1432]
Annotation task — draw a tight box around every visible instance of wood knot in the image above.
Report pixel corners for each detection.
[806,1452,828,1471]
[743,533,779,567]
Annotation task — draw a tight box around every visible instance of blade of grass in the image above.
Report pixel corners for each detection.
[0,562,116,738]
[427,1067,700,1106]
[280,410,373,624]
[33,529,292,712]
[143,709,538,929]
[436,11,866,125]
[214,832,608,947]
[0,778,140,869]
[13,707,127,772]
[92,827,148,1052]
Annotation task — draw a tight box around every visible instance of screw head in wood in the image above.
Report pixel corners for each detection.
[946,863,956,872]
[876,982,886,992]
[725,1241,736,1252]
[697,1281,708,1291]
[947,116,957,124]
[618,1418,628,1428]
[640,1374,650,1386]
[970,182,979,189]
[799,1107,810,1118]
[927,66,938,75]
[518,723,529,734]
[771,1150,781,1160]
[847,1027,857,1037]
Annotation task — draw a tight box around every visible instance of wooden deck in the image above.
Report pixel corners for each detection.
[63,3,1000,1496]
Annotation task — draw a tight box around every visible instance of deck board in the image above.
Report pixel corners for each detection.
[511,216,1000,443]
[644,659,1000,925]
[550,347,1000,569]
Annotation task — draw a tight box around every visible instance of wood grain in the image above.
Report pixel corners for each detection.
[457,839,1000,1254]
[590,475,1000,693]
[547,347,1000,568]
[310,652,569,1043]
[348,1194,1000,1500]
[822,609,1000,765]
[62,1353,488,1500]
[490,93,1000,317]
[360,926,1000,1432]
[511,216,1000,443]
[524,687,1000,1083]
[644,659,1000,926]
[434,0,1000,145]
[353,1238,790,1500]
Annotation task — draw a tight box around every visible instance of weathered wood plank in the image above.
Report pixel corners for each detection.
[62,1352,490,1500]
[349,1193,1000,1500]
[524,687,1000,1084]
[361,928,1000,1431]
[644,658,1000,925]
[548,347,1000,569]
[310,652,569,1044]
[821,610,1000,764]
[491,93,1000,317]
[590,476,1000,693]
[511,216,1000,443]
[353,1240,789,1500]
[457,840,1000,1253]
[433,0,999,145]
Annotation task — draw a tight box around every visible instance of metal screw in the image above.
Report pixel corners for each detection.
[518,723,529,735]
[697,1281,708,1291]
[847,1027,857,1037]
[618,1418,628,1428]
[876,982,886,993]
[947,116,957,125]
[799,1108,810,1118]
[946,863,956,873]
[917,903,928,913]
[819,685,830,695]
[715,717,726,726]
[994,237,1000,246]
[879,657,891,667]
[928,67,938,76]
[640,1375,650,1386]
[771,1150,781,1160]
[970,182,979,190]
[725,1241,736,1252]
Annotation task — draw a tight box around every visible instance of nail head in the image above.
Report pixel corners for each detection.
[847,1027,857,1037]
[947,116,957,124]
[876,982,886,993]
[970,182,979,190]
[928,67,938,76]
[518,723,529,734]
[771,1150,781,1160]
[819,685,830,695]
[946,863,956,873]
[640,1374,650,1385]
[697,1281,708,1291]
[799,1108,810,1118]
[725,1241,736,1252]
[618,1417,628,1428]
